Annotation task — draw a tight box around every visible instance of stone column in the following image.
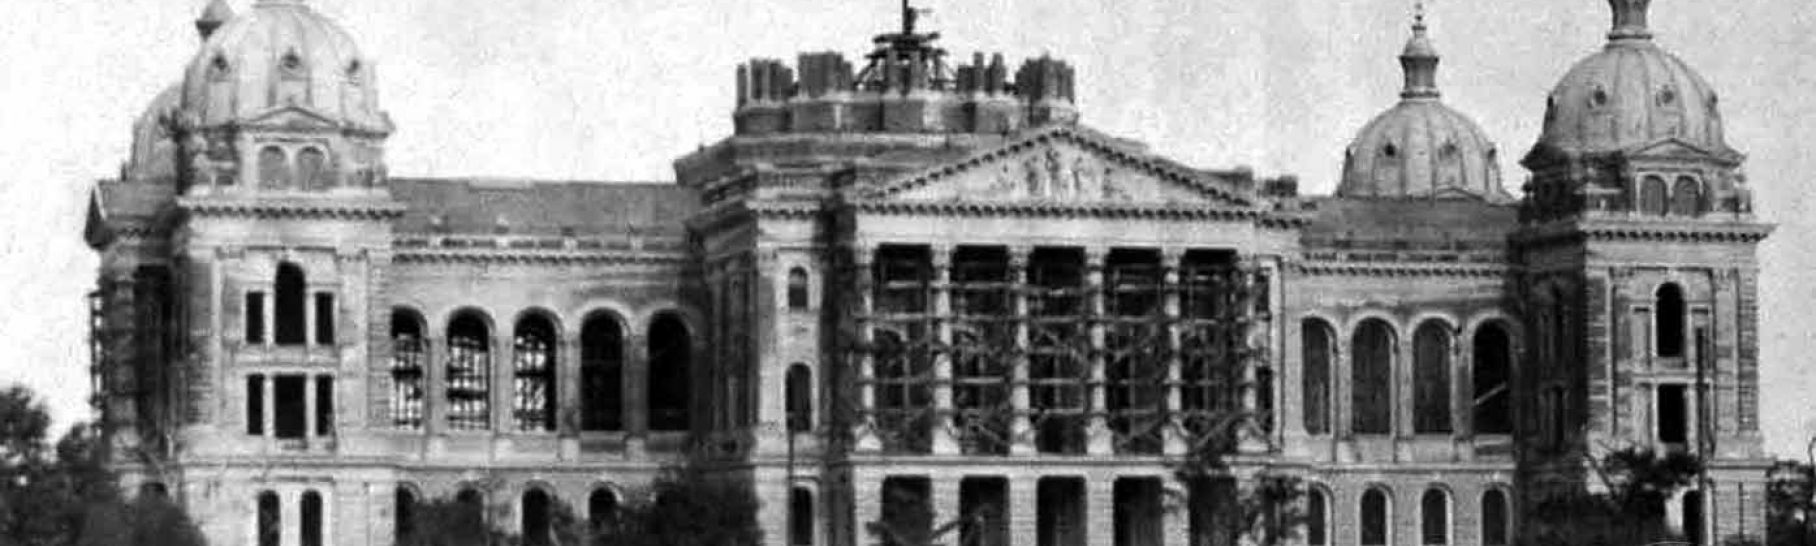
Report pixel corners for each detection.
[853,472,883,546]
[303,287,319,346]
[931,476,961,542]
[1007,246,1035,456]
[931,245,959,455]
[1084,478,1115,546]
[1239,259,1271,453]
[262,375,277,438]
[494,331,513,437]
[1009,477,1039,546]
[1161,248,1187,456]
[304,374,318,445]
[262,291,276,347]
[559,332,581,460]
[1085,246,1112,455]
[1162,481,1192,546]
[853,245,881,452]
[624,331,648,459]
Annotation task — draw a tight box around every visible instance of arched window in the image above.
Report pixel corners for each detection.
[395,487,419,542]
[786,364,813,433]
[297,148,330,190]
[648,314,692,431]
[1481,489,1510,546]
[1657,283,1686,358]
[1305,487,1329,546]
[588,488,618,531]
[1413,321,1452,434]
[1361,488,1391,546]
[1352,320,1395,435]
[275,262,307,345]
[447,312,492,430]
[513,314,558,432]
[787,267,811,310]
[1641,175,1669,215]
[1421,488,1449,545]
[257,490,281,546]
[258,146,289,188]
[1671,177,1703,217]
[522,489,552,546]
[1302,319,1334,435]
[301,490,324,546]
[791,487,814,546]
[1684,489,1705,545]
[581,314,624,431]
[1472,323,1514,435]
[390,309,426,429]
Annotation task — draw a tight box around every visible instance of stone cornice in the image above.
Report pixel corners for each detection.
[847,199,1310,229]
[176,197,407,221]
[392,248,689,266]
[1290,259,1509,278]
[1513,219,1775,246]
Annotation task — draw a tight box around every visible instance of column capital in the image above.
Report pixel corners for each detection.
[1007,245,1032,268]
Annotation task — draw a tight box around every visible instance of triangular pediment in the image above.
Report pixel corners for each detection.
[862,125,1256,208]
[245,105,338,130]
[1627,137,1716,158]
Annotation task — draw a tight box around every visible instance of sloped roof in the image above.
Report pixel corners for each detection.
[1302,196,1518,245]
[388,178,698,236]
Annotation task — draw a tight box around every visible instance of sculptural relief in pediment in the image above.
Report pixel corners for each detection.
[886,141,1217,205]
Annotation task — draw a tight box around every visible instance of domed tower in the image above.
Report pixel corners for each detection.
[1514,1,1771,541]
[1336,10,1507,201]
[175,0,392,195]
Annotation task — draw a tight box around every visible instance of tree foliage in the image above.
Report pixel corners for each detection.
[1768,447,1816,546]
[1521,445,1704,546]
[593,456,763,546]
[0,384,205,546]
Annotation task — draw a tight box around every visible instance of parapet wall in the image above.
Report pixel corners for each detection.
[733,50,1080,136]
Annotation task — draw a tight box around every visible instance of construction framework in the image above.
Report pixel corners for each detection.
[836,243,1274,457]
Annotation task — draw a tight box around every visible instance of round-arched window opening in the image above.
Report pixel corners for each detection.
[281,51,304,73]
[1658,86,1678,106]
[1383,144,1399,158]
[1544,96,1557,121]
[1591,87,1610,107]
[1440,142,1459,158]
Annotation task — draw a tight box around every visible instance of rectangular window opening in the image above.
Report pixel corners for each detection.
[313,293,335,345]
[245,292,266,344]
[1659,384,1688,445]
[315,376,334,436]
[246,374,265,436]
[274,375,306,439]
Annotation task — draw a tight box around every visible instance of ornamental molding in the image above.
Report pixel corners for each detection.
[845,199,1309,228]
[176,197,406,221]
[1513,220,1774,246]
[1290,259,1508,279]
[861,123,1259,208]
[392,248,689,266]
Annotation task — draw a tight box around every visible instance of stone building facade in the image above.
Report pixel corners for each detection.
[82,1,1774,545]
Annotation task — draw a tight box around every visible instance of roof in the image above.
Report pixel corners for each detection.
[1301,196,1519,245]
[388,178,698,236]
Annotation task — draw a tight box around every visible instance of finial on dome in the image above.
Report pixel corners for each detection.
[1609,0,1654,41]
[1399,2,1440,100]
[196,0,233,39]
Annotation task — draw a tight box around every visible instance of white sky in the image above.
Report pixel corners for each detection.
[1,0,1812,455]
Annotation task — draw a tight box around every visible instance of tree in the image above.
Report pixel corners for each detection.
[1521,445,1704,546]
[0,384,204,546]
[590,454,762,546]
[1766,438,1816,546]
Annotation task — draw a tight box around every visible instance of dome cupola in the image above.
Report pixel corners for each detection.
[1528,0,1733,163]
[1337,8,1507,201]
[179,0,388,134]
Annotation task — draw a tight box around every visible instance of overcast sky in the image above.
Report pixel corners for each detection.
[2,0,1812,454]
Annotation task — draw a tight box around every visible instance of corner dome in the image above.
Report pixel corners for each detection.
[179,0,387,133]
[1531,0,1730,159]
[1337,12,1507,201]
[126,84,183,183]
